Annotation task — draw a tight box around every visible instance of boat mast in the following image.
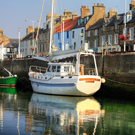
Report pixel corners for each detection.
[49,0,55,54]
[76,53,80,75]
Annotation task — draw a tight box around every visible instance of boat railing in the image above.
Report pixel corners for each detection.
[29,65,47,73]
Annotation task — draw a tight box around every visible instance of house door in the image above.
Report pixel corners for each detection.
[59,43,62,50]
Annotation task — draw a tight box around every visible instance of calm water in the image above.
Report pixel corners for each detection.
[0,87,135,135]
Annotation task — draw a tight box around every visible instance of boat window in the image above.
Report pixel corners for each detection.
[64,66,69,72]
[57,66,60,72]
[52,66,56,72]
[47,66,51,72]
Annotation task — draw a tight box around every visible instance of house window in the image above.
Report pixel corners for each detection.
[31,40,32,45]
[81,29,83,37]
[72,31,74,38]
[114,34,118,44]
[81,40,83,46]
[94,40,97,47]
[40,34,42,40]
[88,41,90,49]
[88,31,90,37]
[74,42,76,49]
[95,29,98,36]
[67,31,69,38]
[43,44,45,51]
[40,44,42,51]
[102,36,106,45]
[129,27,134,40]
[103,24,105,31]
[115,22,118,29]
[57,33,59,40]
[108,35,112,45]
[25,48,27,55]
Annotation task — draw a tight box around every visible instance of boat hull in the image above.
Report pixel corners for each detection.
[0,76,18,87]
[29,75,101,96]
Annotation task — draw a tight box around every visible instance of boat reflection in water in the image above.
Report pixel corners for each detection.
[0,86,18,95]
[28,93,105,135]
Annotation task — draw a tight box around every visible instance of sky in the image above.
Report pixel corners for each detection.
[0,0,132,39]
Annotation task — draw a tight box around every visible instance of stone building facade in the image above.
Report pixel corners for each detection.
[85,0,135,53]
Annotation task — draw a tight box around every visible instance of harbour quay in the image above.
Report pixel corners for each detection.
[0,53,135,99]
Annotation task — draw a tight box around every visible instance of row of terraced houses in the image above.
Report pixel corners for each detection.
[1,1,135,58]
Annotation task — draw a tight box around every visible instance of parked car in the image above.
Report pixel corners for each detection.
[25,55,37,58]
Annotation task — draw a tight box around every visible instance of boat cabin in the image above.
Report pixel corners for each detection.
[46,62,76,76]
[45,62,85,76]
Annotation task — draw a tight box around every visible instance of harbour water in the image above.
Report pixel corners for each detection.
[0,87,135,135]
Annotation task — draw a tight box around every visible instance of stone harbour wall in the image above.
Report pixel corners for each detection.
[0,54,135,84]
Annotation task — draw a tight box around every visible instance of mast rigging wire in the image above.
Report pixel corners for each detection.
[34,0,45,55]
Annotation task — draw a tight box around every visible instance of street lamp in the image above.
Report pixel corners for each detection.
[25,20,39,54]
[62,17,65,50]
[18,28,20,58]
[124,0,126,52]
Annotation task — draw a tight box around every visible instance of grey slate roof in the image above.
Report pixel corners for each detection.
[21,32,33,41]
[4,39,18,48]
[87,18,104,31]
[72,15,92,30]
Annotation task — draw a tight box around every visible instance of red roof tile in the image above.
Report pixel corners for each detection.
[53,17,80,33]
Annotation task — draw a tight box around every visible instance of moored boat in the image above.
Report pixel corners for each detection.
[0,68,18,87]
[29,50,105,96]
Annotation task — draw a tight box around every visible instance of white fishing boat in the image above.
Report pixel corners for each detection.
[28,0,105,96]
[29,50,105,96]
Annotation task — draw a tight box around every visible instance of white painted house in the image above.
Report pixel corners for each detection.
[20,32,38,57]
[71,15,91,50]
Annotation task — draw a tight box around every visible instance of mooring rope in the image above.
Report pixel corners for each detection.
[101,76,135,86]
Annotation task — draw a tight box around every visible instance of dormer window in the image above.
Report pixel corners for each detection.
[103,24,105,31]
[115,22,118,30]
[84,18,87,24]
[78,19,80,25]
[127,10,132,23]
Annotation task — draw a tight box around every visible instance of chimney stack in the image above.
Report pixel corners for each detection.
[72,12,78,20]
[130,0,135,10]
[93,3,105,15]
[81,6,90,18]
[108,9,117,18]
[26,26,34,35]
[0,29,4,35]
